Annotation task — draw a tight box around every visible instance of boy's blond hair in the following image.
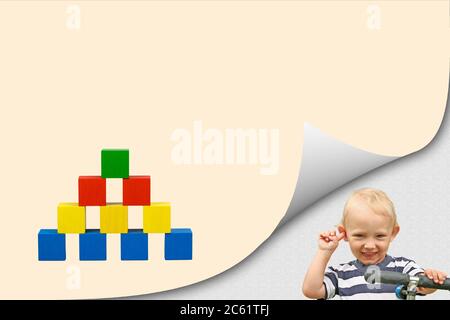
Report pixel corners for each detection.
[341,188,398,228]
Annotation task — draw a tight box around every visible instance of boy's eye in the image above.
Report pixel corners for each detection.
[376,235,387,239]
[353,234,363,238]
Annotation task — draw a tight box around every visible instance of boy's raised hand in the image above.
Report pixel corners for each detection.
[318,230,345,252]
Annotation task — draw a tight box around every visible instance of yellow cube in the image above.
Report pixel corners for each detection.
[57,203,86,234]
[100,204,128,233]
[143,202,171,233]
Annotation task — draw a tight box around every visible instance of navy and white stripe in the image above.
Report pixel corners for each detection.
[323,255,424,300]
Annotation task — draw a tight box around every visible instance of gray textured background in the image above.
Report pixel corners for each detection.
[136,83,450,300]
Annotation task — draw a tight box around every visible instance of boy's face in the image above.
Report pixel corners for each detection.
[339,201,399,266]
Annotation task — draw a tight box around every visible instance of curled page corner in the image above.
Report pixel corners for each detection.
[280,122,396,226]
[282,70,450,227]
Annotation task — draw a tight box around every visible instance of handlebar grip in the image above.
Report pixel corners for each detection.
[417,275,450,290]
[374,270,410,285]
[364,270,450,290]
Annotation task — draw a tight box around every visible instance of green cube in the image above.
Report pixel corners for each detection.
[101,149,129,178]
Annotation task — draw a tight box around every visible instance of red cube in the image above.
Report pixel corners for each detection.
[123,176,151,206]
[78,176,106,206]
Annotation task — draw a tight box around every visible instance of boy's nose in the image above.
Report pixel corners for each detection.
[364,241,376,249]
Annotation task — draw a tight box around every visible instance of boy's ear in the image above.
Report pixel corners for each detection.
[390,225,400,241]
[337,224,348,241]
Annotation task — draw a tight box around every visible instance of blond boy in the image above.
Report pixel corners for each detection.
[302,188,447,299]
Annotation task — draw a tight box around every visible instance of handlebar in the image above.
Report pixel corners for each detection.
[364,270,450,290]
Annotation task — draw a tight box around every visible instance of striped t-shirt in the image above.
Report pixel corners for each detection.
[323,255,424,300]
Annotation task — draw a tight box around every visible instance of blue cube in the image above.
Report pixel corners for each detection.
[79,229,107,261]
[38,229,66,261]
[121,229,148,261]
[165,228,193,260]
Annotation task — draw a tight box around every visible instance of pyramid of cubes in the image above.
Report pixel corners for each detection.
[38,149,193,261]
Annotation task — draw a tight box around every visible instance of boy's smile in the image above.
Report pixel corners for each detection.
[339,200,399,266]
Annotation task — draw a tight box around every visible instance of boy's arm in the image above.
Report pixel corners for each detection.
[302,250,333,299]
[302,230,344,299]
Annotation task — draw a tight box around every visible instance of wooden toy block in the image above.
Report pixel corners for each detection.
[120,229,148,260]
[100,204,128,233]
[165,228,193,260]
[123,176,151,206]
[78,176,106,206]
[143,202,171,233]
[101,149,129,178]
[57,203,86,234]
[38,229,66,261]
[79,229,107,261]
